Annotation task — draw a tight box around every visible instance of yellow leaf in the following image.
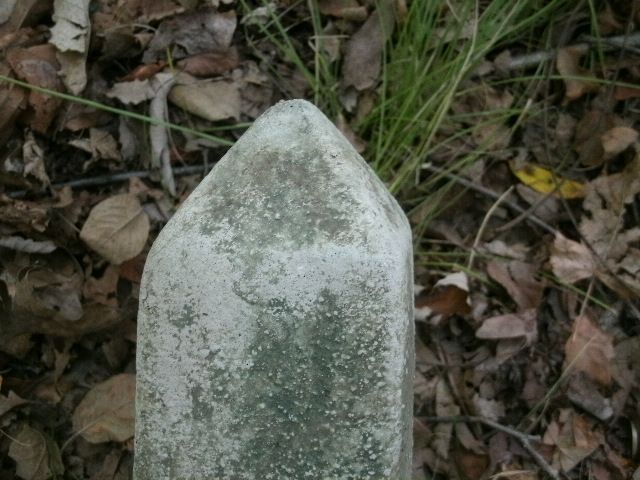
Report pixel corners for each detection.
[509,161,585,199]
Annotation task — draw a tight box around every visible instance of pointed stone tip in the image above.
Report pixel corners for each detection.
[224,98,353,169]
[252,99,333,136]
[179,97,411,247]
[270,98,319,113]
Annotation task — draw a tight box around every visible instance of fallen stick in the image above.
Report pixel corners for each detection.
[492,31,640,72]
[421,415,559,480]
[6,164,213,199]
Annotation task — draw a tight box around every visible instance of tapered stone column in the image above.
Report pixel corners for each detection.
[134,100,414,479]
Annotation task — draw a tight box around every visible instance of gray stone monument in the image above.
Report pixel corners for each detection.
[135,100,414,479]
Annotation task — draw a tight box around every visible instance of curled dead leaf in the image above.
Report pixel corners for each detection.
[579,158,640,297]
[68,128,121,164]
[50,0,91,94]
[601,126,638,160]
[6,44,64,132]
[415,271,471,324]
[556,46,599,101]
[8,251,84,322]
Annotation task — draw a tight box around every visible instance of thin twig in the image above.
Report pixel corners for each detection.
[149,75,177,196]
[467,185,513,271]
[421,415,559,480]
[7,164,214,199]
[495,186,558,233]
[493,31,640,72]
[422,163,557,234]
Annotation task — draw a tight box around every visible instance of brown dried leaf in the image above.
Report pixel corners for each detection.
[8,424,51,480]
[564,315,614,386]
[0,64,27,140]
[23,130,50,186]
[318,0,368,21]
[579,158,640,297]
[433,378,458,459]
[597,3,623,35]
[14,270,83,321]
[486,260,544,310]
[342,10,393,90]
[143,9,236,63]
[61,104,110,131]
[169,77,241,121]
[542,409,603,472]
[455,423,485,455]
[0,390,27,416]
[91,450,123,480]
[83,265,120,307]
[107,79,157,105]
[0,196,50,233]
[72,373,135,443]
[120,61,168,82]
[454,448,489,480]
[176,47,240,77]
[235,62,274,120]
[582,158,640,225]
[550,233,595,284]
[475,309,537,345]
[574,109,615,167]
[119,253,146,283]
[415,272,471,323]
[452,83,514,116]
[6,44,64,132]
[612,336,640,390]
[10,251,84,322]
[80,194,150,265]
[600,126,638,160]
[471,393,505,421]
[69,128,121,166]
[556,46,599,101]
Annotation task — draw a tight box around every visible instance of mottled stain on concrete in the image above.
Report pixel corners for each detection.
[134,100,414,479]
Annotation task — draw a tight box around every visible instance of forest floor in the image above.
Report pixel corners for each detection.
[0,0,639,479]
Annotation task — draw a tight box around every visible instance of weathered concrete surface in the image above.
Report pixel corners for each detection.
[135,100,414,479]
